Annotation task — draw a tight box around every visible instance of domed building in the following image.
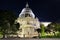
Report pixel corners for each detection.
[15,3,40,38]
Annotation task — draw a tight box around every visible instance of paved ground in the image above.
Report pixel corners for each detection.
[0,38,60,40]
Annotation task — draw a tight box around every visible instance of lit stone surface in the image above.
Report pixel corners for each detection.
[15,3,40,38]
[19,3,35,18]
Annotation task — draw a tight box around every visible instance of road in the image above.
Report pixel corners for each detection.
[0,38,60,40]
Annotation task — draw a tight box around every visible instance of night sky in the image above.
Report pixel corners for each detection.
[0,0,60,22]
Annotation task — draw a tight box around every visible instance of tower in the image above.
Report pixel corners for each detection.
[15,3,40,38]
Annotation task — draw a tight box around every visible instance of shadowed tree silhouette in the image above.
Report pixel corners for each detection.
[0,10,17,38]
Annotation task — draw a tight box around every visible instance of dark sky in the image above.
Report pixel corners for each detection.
[0,0,60,22]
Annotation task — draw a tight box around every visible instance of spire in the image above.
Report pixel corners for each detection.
[26,3,29,8]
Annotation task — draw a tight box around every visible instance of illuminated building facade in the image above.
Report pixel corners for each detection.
[15,3,40,38]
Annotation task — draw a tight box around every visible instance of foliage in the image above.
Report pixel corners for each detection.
[40,22,60,38]
[0,10,17,38]
[39,22,60,38]
[54,23,60,31]
[40,24,45,36]
[47,22,60,32]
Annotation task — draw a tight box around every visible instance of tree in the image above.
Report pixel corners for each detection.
[40,24,45,36]
[0,10,17,38]
[54,23,60,32]
[47,22,60,32]
[47,22,60,36]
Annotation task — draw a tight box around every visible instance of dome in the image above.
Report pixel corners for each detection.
[19,3,35,18]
